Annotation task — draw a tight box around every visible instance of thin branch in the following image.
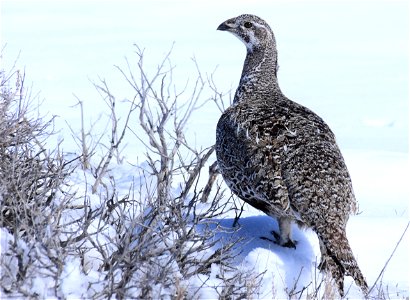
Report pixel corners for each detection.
[367,221,410,297]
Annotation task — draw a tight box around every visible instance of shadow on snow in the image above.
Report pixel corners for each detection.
[205,215,318,292]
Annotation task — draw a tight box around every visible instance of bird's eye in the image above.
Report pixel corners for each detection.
[244,21,252,28]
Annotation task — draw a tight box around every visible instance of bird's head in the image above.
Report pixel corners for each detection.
[217,14,275,52]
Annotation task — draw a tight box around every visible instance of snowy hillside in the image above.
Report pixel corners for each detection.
[1,0,409,299]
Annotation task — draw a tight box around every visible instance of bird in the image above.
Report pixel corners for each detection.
[215,14,368,296]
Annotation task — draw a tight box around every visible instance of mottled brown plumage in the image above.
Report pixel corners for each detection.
[215,14,368,296]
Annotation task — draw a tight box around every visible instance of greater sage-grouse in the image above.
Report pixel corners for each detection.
[215,14,368,296]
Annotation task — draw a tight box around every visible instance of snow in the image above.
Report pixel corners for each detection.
[1,0,409,299]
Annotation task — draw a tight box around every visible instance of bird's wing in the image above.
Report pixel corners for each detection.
[229,102,295,215]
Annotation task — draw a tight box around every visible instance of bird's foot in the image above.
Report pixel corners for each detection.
[260,231,297,249]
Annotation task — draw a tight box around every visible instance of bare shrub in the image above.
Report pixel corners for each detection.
[56,45,264,299]
[0,61,78,297]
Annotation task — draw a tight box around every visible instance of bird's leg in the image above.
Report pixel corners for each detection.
[260,216,297,248]
[273,217,297,249]
[318,238,328,271]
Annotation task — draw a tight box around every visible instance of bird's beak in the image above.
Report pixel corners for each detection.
[217,19,236,31]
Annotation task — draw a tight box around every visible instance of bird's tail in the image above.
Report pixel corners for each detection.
[317,227,368,297]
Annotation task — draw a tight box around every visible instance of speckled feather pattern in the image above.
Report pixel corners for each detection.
[216,14,368,296]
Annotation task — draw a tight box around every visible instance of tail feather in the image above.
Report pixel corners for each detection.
[317,228,368,296]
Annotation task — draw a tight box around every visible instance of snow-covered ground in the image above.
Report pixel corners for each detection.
[1,0,409,299]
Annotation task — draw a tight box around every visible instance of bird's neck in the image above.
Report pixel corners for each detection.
[234,46,281,103]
